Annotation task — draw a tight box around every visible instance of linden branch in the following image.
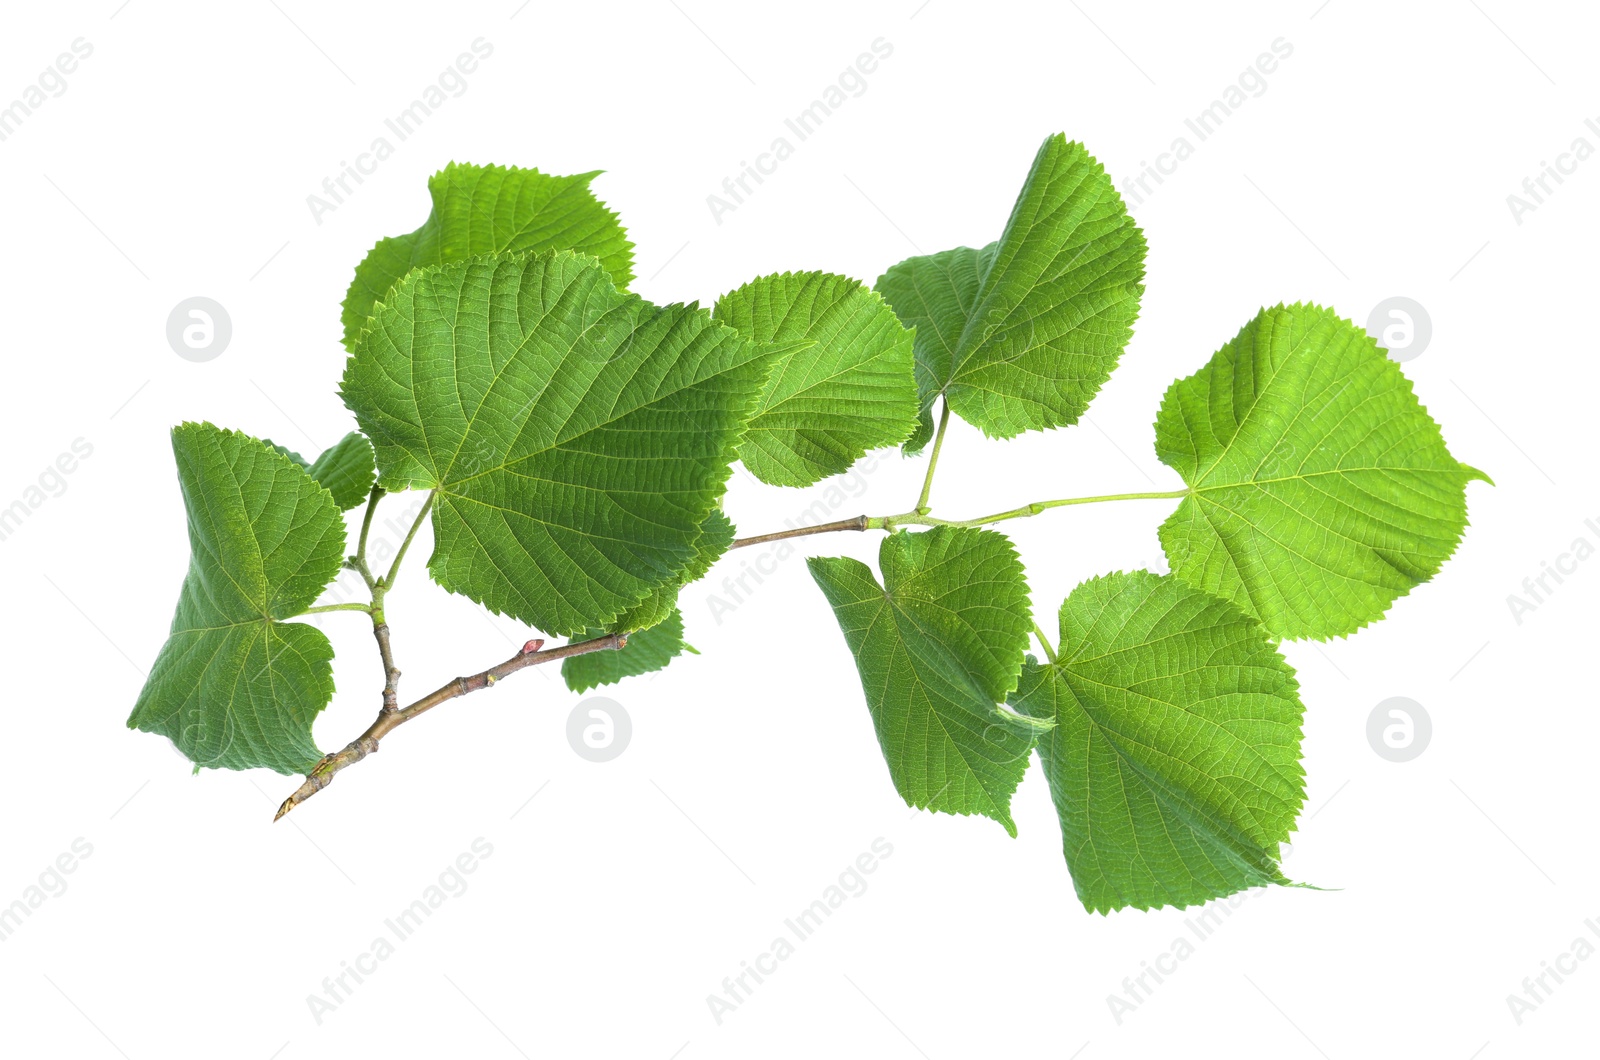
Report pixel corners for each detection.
[274,633,627,821]
[279,455,1183,820]
[275,485,626,821]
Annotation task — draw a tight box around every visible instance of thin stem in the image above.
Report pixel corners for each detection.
[730,488,1189,551]
[349,486,383,591]
[914,399,952,515]
[357,485,382,566]
[1031,620,1058,664]
[370,601,402,713]
[384,490,435,589]
[274,633,626,821]
[873,489,1190,532]
[346,485,407,713]
[297,602,373,615]
[730,516,868,550]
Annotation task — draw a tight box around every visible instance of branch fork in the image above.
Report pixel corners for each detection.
[275,633,623,821]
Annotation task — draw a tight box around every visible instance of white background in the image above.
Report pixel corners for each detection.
[1,1,1595,1056]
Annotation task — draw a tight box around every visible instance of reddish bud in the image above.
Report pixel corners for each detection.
[521,638,545,654]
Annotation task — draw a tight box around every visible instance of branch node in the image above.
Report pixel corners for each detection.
[273,631,632,820]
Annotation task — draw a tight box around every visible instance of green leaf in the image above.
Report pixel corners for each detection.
[562,608,697,693]
[262,439,308,467]
[261,434,373,510]
[563,509,731,693]
[1155,303,1488,640]
[713,272,918,485]
[611,507,734,633]
[340,163,634,349]
[1011,571,1305,913]
[808,527,1036,834]
[127,424,346,775]
[306,432,376,510]
[900,402,937,456]
[875,134,1145,441]
[341,250,772,638]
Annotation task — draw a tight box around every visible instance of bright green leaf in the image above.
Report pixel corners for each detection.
[306,432,376,510]
[1011,571,1305,913]
[808,527,1035,834]
[263,439,308,467]
[611,507,734,634]
[341,250,772,638]
[262,433,374,509]
[340,162,634,349]
[127,424,346,775]
[714,272,918,485]
[562,607,697,693]
[900,402,937,456]
[1155,303,1488,640]
[875,134,1145,441]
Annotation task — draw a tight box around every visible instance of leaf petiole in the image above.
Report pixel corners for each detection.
[384,490,435,589]
[876,489,1190,532]
[349,485,384,590]
[735,488,1189,550]
[914,398,952,515]
[296,602,374,616]
[1031,620,1058,664]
